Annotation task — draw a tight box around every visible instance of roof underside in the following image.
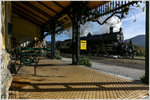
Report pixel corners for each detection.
[12,1,139,32]
[12,1,108,29]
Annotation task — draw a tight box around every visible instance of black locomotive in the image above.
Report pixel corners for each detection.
[56,27,135,58]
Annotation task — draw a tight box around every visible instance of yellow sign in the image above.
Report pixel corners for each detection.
[80,40,87,50]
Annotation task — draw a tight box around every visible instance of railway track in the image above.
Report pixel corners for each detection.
[61,53,145,70]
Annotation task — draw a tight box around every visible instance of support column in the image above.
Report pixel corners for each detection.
[72,2,80,65]
[145,1,149,83]
[72,16,76,64]
[51,24,56,59]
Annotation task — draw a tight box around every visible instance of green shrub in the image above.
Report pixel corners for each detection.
[140,75,149,84]
[134,45,145,56]
[80,57,92,67]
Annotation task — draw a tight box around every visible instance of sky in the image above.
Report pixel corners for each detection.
[45,2,145,41]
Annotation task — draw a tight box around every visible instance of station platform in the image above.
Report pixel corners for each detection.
[9,57,149,99]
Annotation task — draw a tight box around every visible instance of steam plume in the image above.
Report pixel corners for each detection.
[63,15,122,38]
[80,15,122,36]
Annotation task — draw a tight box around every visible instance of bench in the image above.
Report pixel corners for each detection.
[15,48,51,76]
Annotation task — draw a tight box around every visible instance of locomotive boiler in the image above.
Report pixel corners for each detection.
[56,27,135,58]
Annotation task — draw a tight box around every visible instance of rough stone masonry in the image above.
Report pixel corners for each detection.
[1,49,13,99]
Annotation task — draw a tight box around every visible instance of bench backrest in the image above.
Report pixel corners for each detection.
[18,48,51,56]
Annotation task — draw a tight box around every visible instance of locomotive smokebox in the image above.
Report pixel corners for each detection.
[110,27,113,33]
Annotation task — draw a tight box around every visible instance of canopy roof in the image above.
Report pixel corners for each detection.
[12,1,109,29]
[12,1,139,33]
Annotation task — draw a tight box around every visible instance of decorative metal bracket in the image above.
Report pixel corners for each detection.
[81,1,139,25]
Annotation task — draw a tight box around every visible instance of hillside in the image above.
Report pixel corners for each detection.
[125,35,145,47]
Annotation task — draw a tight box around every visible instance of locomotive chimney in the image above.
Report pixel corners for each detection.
[110,27,113,33]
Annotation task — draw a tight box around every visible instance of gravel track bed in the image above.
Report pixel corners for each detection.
[61,54,145,70]
[61,57,145,80]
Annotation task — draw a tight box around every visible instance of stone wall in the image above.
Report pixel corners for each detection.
[1,48,13,99]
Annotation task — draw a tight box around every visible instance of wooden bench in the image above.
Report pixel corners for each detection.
[15,48,51,76]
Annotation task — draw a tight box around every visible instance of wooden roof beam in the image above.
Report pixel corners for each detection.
[38,1,58,14]
[12,5,45,24]
[12,3,47,22]
[52,1,64,9]
[12,10,43,27]
[44,4,72,27]
[22,1,52,19]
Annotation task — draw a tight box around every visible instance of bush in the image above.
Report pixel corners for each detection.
[134,45,145,56]
[140,75,149,84]
[80,57,92,67]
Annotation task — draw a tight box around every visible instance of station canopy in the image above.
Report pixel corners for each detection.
[12,1,109,31]
[12,1,139,34]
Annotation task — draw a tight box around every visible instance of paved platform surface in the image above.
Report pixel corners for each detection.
[9,58,149,99]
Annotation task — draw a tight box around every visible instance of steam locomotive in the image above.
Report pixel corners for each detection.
[56,27,135,58]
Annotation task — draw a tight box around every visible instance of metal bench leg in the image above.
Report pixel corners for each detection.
[15,63,22,75]
[14,59,17,66]
[11,59,17,74]
[34,65,36,76]
[34,62,38,76]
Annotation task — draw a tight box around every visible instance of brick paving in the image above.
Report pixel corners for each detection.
[9,57,149,99]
